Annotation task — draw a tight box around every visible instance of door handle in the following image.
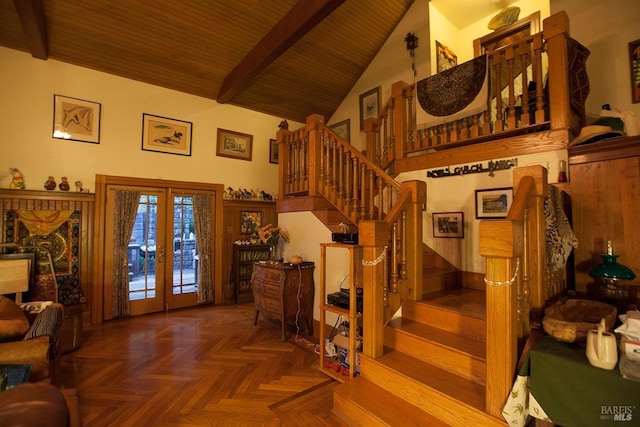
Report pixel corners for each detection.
[156,246,164,263]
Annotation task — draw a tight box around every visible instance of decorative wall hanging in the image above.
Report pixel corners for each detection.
[329,119,350,143]
[359,86,381,130]
[52,94,101,144]
[269,139,279,164]
[630,38,640,104]
[488,6,521,31]
[432,212,464,238]
[417,55,488,128]
[426,158,518,178]
[475,187,513,219]
[216,128,253,161]
[436,41,456,73]
[240,211,262,235]
[405,32,419,77]
[142,113,192,156]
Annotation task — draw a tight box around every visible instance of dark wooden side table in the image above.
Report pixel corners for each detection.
[251,261,314,341]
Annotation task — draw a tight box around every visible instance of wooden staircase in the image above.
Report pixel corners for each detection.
[331,286,506,426]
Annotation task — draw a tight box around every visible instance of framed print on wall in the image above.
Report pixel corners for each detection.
[240,211,262,235]
[436,40,457,73]
[216,128,253,161]
[329,119,350,143]
[52,94,101,143]
[475,187,513,219]
[359,86,380,130]
[629,38,640,103]
[432,212,464,238]
[269,139,279,164]
[141,113,192,156]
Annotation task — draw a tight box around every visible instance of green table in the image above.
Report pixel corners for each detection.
[507,336,640,427]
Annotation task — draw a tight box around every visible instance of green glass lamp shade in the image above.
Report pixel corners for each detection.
[588,254,636,280]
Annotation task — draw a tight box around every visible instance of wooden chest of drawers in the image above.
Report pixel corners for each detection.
[251,261,314,341]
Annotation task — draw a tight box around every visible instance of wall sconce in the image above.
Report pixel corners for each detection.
[588,240,636,300]
[405,32,419,77]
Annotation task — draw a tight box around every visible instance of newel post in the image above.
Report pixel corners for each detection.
[400,180,426,301]
[479,220,523,419]
[359,219,389,359]
[305,114,324,197]
[543,11,571,132]
[276,126,291,200]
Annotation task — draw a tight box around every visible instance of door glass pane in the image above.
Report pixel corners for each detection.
[128,195,158,301]
[172,196,197,295]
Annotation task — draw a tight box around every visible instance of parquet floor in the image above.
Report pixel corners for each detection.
[58,303,347,426]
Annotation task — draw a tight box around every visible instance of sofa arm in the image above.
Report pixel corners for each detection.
[0,336,51,382]
[24,305,63,359]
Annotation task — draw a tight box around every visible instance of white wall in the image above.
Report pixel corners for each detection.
[0,47,301,194]
[551,0,640,124]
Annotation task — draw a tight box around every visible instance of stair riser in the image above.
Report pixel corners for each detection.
[403,301,486,342]
[332,395,391,427]
[384,328,486,385]
[422,271,460,293]
[359,356,505,427]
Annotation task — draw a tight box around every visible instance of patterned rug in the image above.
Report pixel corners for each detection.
[5,210,86,305]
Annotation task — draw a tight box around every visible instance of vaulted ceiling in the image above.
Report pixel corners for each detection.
[0,0,414,123]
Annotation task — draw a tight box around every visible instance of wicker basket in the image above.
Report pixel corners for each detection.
[542,299,617,343]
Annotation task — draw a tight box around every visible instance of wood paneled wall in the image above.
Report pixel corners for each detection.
[0,189,95,318]
[568,136,640,307]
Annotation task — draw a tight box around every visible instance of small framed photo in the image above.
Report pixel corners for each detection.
[240,211,262,235]
[329,119,350,143]
[52,94,101,143]
[359,86,380,130]
[433,212,464,238]
[629,38,640,103]
[475,187,513,219]
[142,113,192,156]
[216,128,253,161]
[269,139,279,164]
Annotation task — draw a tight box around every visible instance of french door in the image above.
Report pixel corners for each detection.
[103,186,199,317]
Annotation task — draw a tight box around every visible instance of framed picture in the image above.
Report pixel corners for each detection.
[240,211,262,235]
[436,40,457,73]
[329,119,350,143]
[432,212,464,238]
[52,94,101,143]
[359,86,380,130]
[141,113,192,156]
[269,139,279,164]
[216,128,253,161]
[629,38,640,103]
[475,187,514,219]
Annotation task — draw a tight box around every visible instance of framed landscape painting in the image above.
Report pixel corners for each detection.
[475,187,513,219]
[216,128,253,161]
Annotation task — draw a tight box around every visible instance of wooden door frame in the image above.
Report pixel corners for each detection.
[92,175,224,324]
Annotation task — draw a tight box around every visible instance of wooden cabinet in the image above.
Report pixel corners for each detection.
[251,261,314,341]
[232,244,271,304]
[319,243,362,381]
[222,200,277,303]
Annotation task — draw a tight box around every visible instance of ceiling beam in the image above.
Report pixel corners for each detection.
[13,0,48,59]
[217,0,344,104]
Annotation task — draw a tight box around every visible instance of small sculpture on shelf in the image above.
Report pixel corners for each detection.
[58,176,70,191]
[44,176,57,191]
[75,180,83,192]
[9,167,25,189]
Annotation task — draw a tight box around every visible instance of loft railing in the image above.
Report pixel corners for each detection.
[364,11,587,171]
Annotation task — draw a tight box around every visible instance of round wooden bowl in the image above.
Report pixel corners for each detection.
[542,299,617,343]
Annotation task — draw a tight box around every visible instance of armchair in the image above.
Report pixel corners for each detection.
[0,296,63,384]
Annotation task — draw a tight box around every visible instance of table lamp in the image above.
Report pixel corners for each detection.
[588,240,636,300]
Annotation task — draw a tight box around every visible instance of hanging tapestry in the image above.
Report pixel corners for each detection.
[416,55,488,128]
[5,210,86,305]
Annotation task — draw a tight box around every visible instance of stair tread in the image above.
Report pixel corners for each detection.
[375,349,486,411]
[333,377,450,427]
[422,287,486,319]
[387,318,485,359]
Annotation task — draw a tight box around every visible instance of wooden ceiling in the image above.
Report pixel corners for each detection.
[0,0,414,123]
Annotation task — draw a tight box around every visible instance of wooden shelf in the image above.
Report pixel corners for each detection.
[319,243,362,382]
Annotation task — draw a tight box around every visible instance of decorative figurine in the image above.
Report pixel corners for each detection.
[58,176,70,191]
[75,180,83,192]
[44,176,57,190]
[9,168,25,189]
